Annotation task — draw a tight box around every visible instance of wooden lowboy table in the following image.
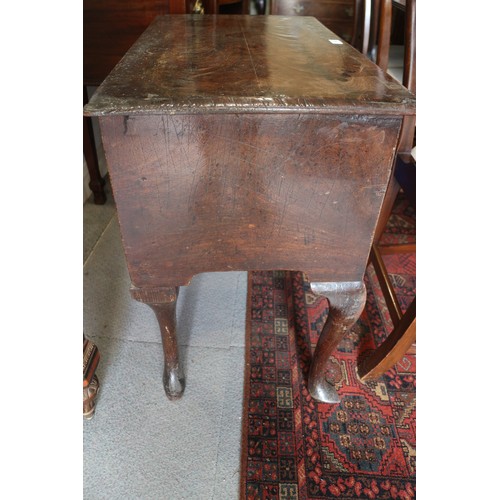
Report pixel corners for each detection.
[84,15,415,403]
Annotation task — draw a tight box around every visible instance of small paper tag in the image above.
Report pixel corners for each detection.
[329,39,343,45]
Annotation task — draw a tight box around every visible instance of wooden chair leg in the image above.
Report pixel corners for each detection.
[370,246,403,325]
[376,0,392,71]
[358,298,416,381]
[83,85,107,205]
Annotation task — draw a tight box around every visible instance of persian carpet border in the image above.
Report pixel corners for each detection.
[240,271,254,498]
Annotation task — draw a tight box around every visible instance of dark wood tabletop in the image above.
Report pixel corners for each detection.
[85,15,415,117]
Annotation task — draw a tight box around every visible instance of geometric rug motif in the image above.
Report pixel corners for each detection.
[240,269,416,499]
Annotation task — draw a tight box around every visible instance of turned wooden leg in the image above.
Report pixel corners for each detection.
[130,286,185,400]
[83,85,107,205]
[308,281,366,403]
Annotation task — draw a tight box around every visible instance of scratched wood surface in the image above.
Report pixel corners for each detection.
[100,112,401,287]
[86,15,415,289]
[84,15,415,117]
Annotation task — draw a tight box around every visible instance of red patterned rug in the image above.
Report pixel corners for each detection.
[240,196,416,499]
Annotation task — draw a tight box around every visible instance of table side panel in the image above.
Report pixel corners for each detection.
[100,113,401,287]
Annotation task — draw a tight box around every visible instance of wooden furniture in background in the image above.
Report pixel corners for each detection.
[270,0,356,43]
[85,15,415,404]
[83,0,170,87]
[351,0,407,60]
[83,85,107,204]
[83,0,173,204]
[215,0,250,14]
[358,0,416,381]
[351,0,375,55]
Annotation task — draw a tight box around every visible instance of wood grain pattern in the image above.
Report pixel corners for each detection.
[100,112,401,287]
[84,15,416,116]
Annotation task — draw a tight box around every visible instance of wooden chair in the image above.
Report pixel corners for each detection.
[83,86,107,204]
[352,0,378,56]
[270,0,358,44]
[357,0,416,381]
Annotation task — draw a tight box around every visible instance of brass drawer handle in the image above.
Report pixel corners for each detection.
[294,3,305,13]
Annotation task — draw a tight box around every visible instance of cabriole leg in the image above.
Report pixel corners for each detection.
[130,286,185,400]
[308,281,366,403]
